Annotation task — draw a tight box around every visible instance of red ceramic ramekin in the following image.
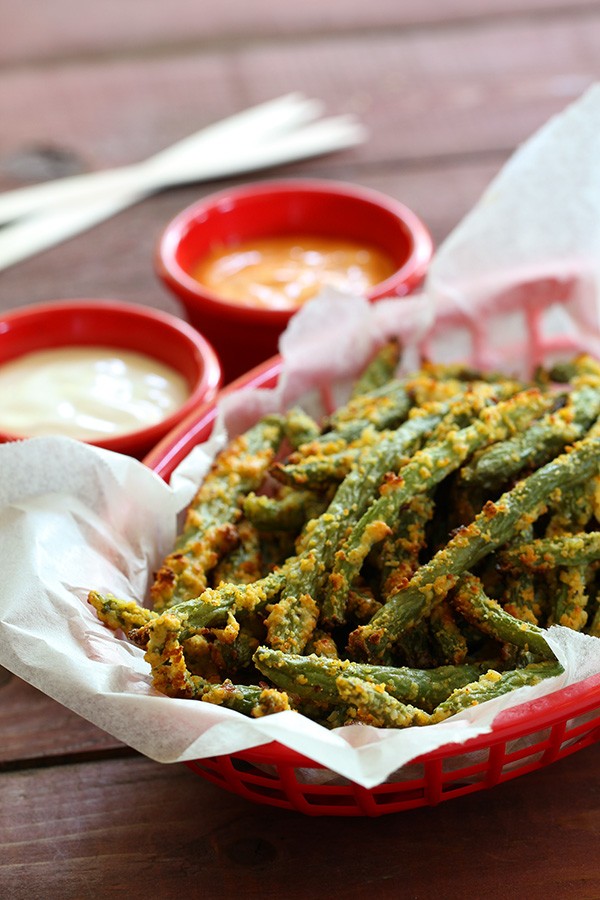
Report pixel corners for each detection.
[0,299,222,458]
[155,179,433,383]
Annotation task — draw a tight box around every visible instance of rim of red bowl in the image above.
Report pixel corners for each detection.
[155,178,434,325]
[144,354,282,476]
[0,299,223,456]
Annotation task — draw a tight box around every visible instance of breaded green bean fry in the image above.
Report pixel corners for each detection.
[336,676,431,728]
[547,566,589,631]
[211,519,263,585]
[450,573,555,659]
[281,406,321,449]
[314,378,413,447]
[350,339,401,398]
[498,532,600,571]
[150,415,284,610]
[428,600,468,666]
[271,445,368,488]
[377,494,435,600]
[243,489,329,532]
[502,527,543,625]
[429,661,564,723]
[88,591,157,633]
[253,646,489,713]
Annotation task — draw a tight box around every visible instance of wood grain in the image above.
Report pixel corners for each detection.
[2,15,600,177]
[0,747,598,899]
[0,673,125,765]
[3,0,600,64]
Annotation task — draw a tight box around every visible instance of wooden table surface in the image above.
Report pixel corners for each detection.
[1,3,600,898]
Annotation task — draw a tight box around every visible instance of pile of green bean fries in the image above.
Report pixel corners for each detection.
[89,344,600,729]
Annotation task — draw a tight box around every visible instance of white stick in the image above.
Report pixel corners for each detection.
[0,94,357,225]
[0,115,367,272]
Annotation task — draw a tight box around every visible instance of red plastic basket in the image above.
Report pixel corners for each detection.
[144,348,600,816]
[184,677,600,816]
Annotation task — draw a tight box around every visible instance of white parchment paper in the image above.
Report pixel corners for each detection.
[2,86,600,790]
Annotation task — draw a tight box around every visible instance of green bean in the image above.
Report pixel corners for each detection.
[134,571,285,652]
[271,445,369,488]
[370,389,516,598]
[547,353,600,383]
[543,482,594,631]
[460,405,576,492]
[429,661,564,723]
[348,434,600,663]
[347,585,383,623]
[545,482,594,537]
[405,371,523,410]
[253,646,489,713]
[304,629,339,658]
[548,567,589,631]
[144,611,209,698]
[424,379,524,443]
[450,573,555,659]
[242,489,330,531]
[95,353,600,727]
[429,600,468,665]
[502,572,543,625]
[282,382,502,490]
[265,589,320,654]
[350,339,401,398]
[498,532,600,571]
[150,415,284,610]
[377,493,435,600]
[326,389,549,625]
[208,628,261,678]
[257,530,298,574]
[211,519,264,586]
[335,676,431,728]
[325,378,412,434]
[201,681,293,717]
[282,406,321,449]
[501,527,543,625]
[394,620,436,668]
[418,361,527,386]
[88,591,157,634]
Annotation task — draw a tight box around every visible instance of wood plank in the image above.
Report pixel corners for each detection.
[0,747,598,899]
[0,156,502,312]
[0,671,125,765]
[2,13,600,191]
[2,0,600,65]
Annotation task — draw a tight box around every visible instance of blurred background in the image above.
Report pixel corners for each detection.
[2,0,600,312]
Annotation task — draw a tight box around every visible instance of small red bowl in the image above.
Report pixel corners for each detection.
[155,179,433,383]
[0,299,222,458]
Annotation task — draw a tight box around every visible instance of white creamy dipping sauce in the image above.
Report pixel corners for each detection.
[0,346,190,440]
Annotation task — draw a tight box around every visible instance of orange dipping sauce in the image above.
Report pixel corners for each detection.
[192,234,397,311]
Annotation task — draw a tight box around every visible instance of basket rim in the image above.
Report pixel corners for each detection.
[234,670,600,770]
